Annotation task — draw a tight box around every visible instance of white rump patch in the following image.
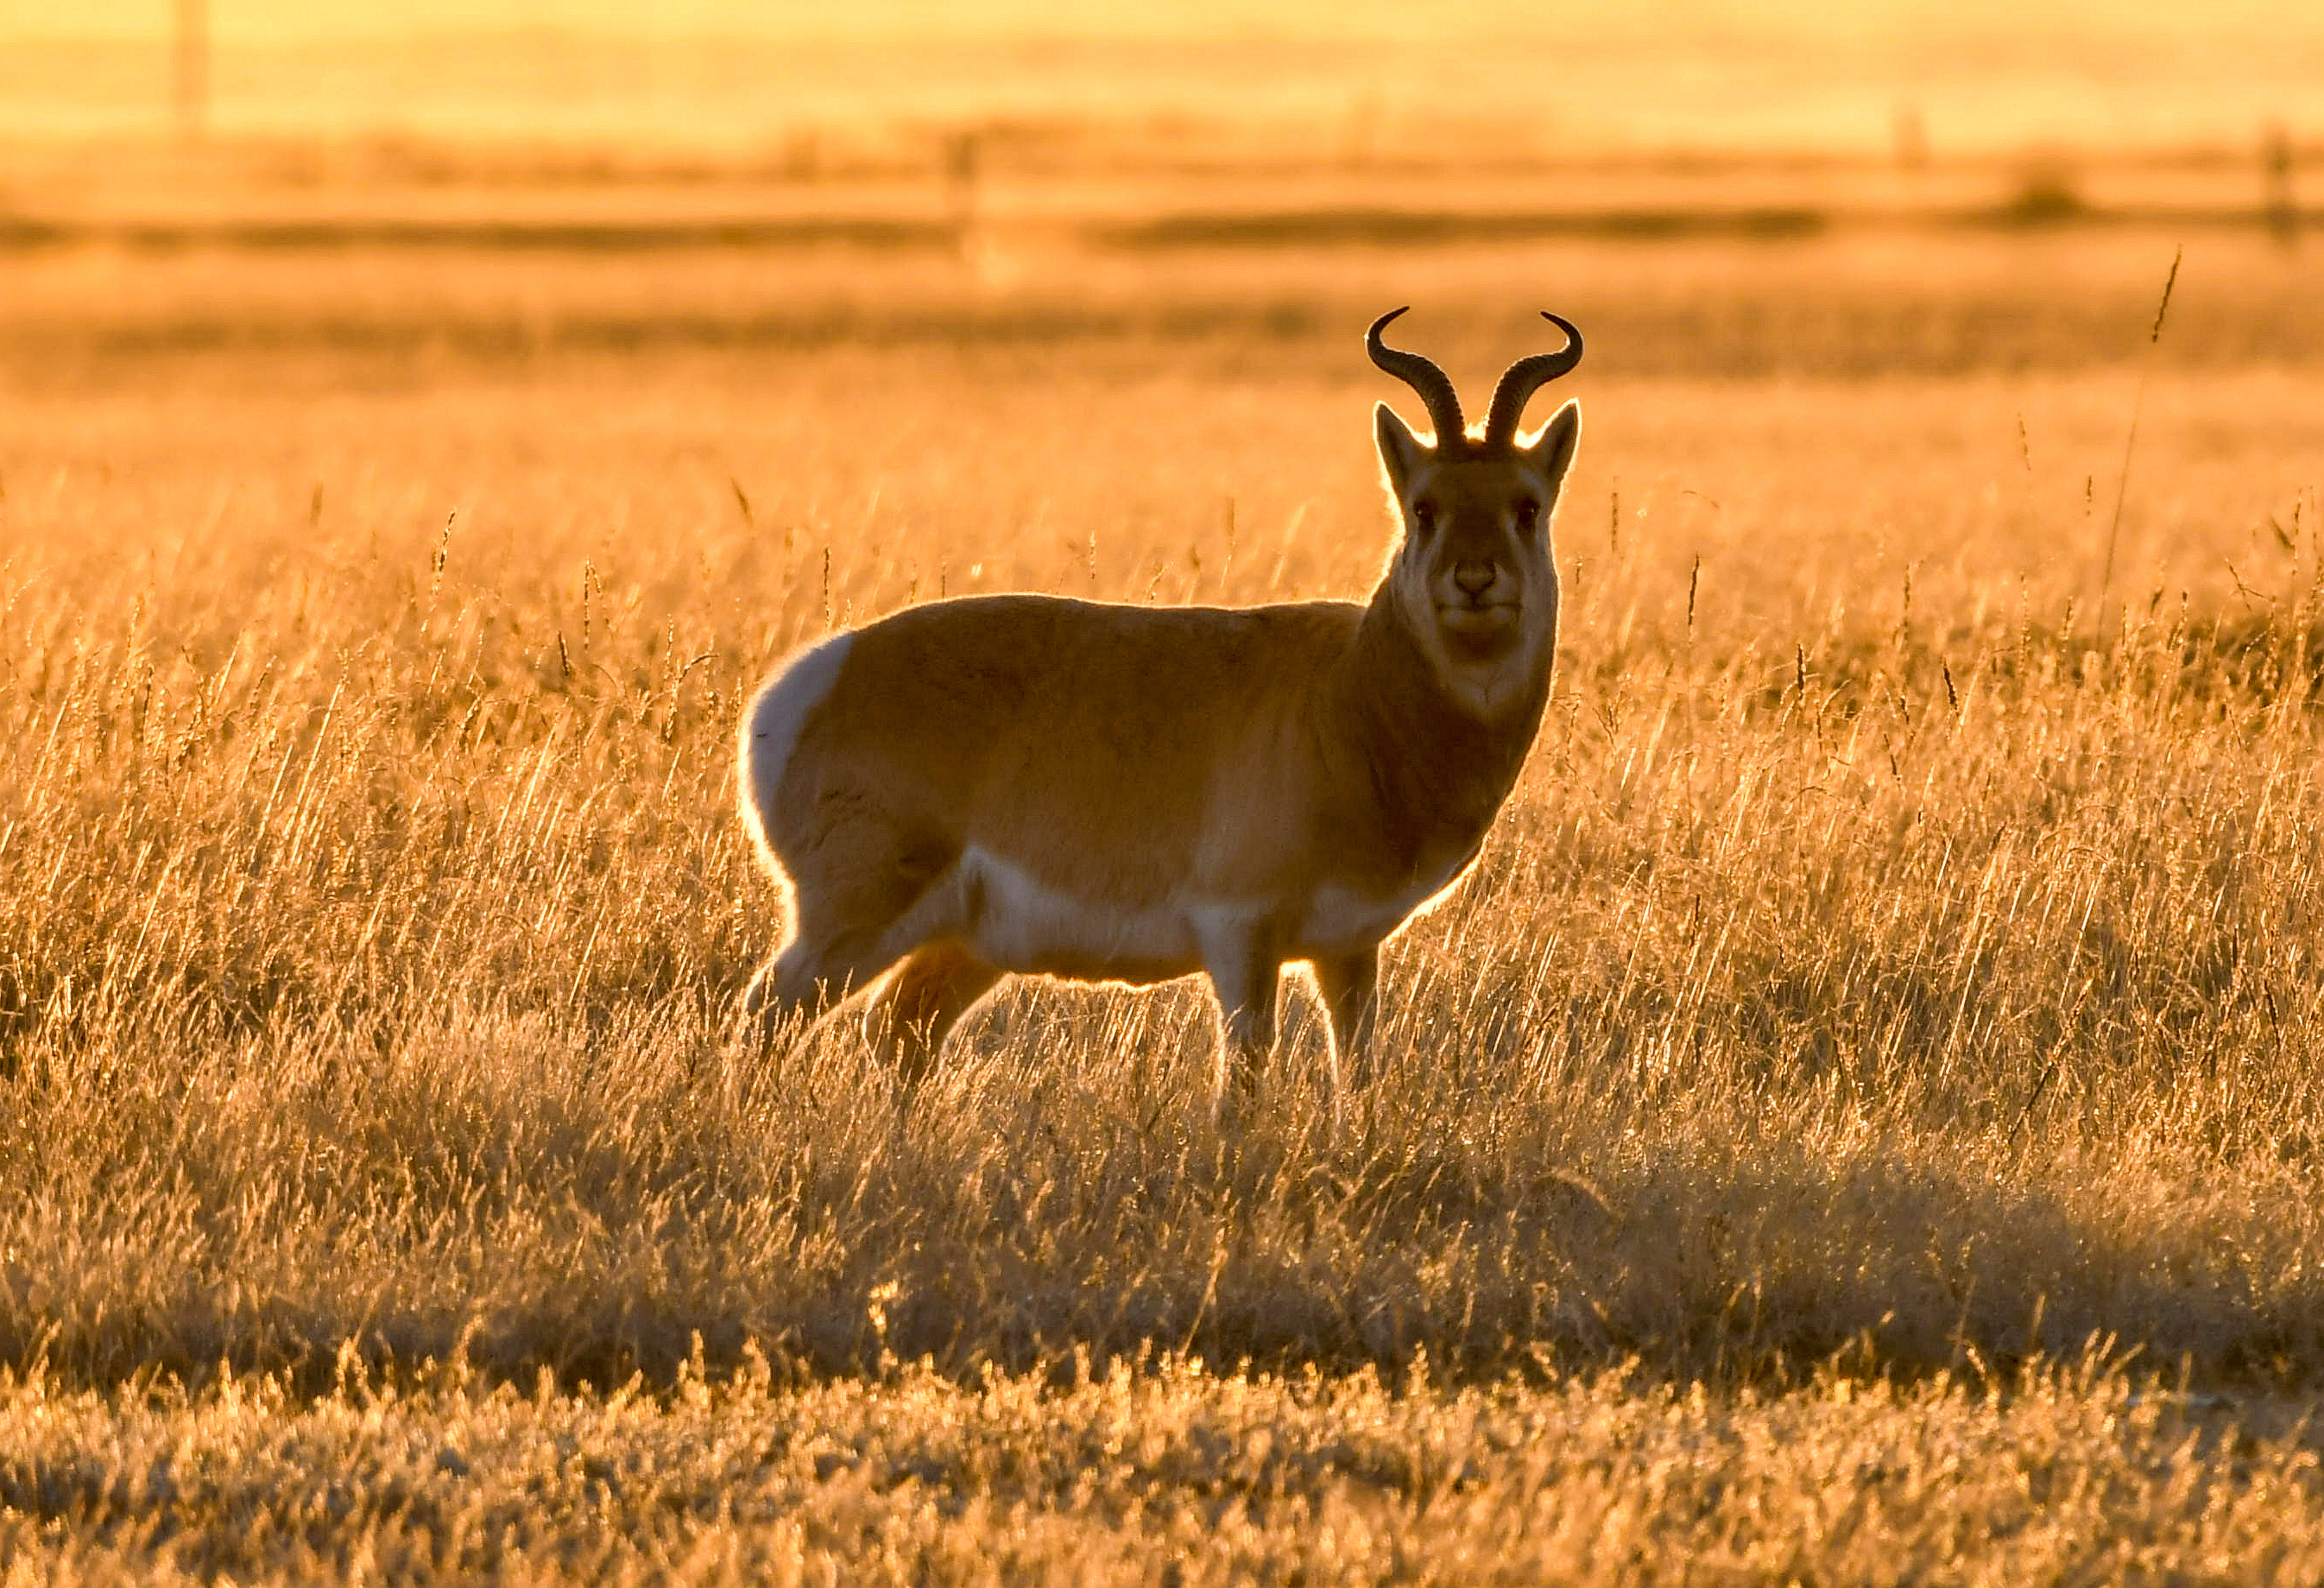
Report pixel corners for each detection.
[739,631,853,856]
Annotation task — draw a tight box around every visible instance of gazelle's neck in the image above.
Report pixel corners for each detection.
[1329,584,1555,868]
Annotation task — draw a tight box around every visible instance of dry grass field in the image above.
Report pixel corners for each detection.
[4,138,2324,1579]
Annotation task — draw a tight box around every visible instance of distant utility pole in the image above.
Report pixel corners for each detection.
[174,0,208,142]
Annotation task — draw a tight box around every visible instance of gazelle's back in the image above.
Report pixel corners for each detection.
[746,594,1364,908]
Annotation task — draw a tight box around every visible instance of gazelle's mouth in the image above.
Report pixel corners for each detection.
[1434,601,1522,658]
[1436,601,1519,630]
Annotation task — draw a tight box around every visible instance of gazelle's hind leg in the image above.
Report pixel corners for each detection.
[738,815,957,1053]
[740,926,910,1052]
[862,940,1004,1093]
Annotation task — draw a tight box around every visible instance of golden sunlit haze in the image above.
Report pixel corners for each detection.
[0,0,2319,149]
[5,0,2324,1580]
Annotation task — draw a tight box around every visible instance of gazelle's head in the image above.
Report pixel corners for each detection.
[1369,307,1582,719]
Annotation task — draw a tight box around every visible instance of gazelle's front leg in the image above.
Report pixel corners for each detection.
[1197,913,1283,1105]
[1312,945,1381,1090]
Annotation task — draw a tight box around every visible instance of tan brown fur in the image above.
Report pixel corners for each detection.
[738,310,1583,1104]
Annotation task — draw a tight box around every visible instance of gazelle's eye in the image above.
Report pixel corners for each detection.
[1513,498,1541,532]
[1411,501,1438,534]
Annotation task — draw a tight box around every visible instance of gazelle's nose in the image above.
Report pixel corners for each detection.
[1452,560,1499,599]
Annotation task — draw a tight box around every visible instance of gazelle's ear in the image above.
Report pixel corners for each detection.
[1374,402,1428,496]
[1519,401,1581,492]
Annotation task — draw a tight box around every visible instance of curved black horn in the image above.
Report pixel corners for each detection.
[1481,311,1584,445]
[1366,307,1466,446]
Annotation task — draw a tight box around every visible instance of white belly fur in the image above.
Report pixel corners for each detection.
[950,844,1471,978]
[957,846,1204,978]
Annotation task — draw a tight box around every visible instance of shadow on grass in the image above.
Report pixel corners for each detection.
[3,1008,2319,1401]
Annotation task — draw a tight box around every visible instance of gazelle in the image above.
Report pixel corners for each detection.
[738,307,1582,1102]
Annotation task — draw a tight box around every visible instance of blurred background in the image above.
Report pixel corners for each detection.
[0,2,2315,244]
[0,1,2315,602]
[3,0,2321,152]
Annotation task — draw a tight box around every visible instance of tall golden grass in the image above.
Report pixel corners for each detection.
[3,206,2324,1575]
[9,1352,2324,1582]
